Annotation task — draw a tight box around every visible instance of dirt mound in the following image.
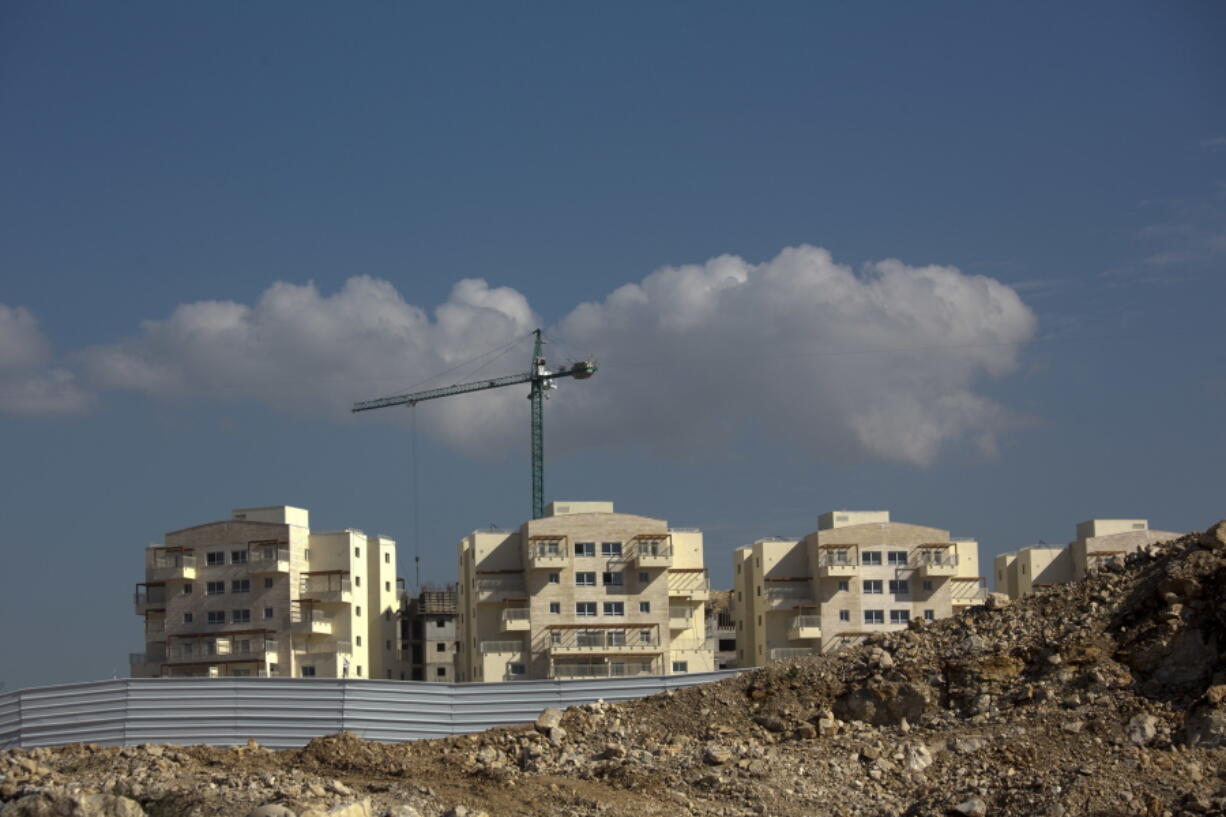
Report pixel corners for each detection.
[4,522,1226,817]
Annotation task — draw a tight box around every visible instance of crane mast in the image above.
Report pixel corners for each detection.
[352,329,596,519]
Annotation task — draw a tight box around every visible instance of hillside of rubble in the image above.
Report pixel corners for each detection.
[4,522,1226,817]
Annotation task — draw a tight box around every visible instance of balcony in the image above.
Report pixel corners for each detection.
[769,647,820,661]
[134,584,167,615]
[149,551,196,582]
[299,573,352,604]
[479,640,525,654]
[951,585,988,607]
[547,627,661,655]
[914,547,958,578]
[667,570,710,601]
[501,608,530,632]
[550,659,659,679]
[475,575,526,602]
[817,549,859,578]
[763,584,812,608]
[169,637,278,664]
[669,606,694,630]
[290,603,334,635]
[633,538,672,569]
[300,639,352,657]
[249,546,290,574]
[788,615,822,640]
[528,539,568,569]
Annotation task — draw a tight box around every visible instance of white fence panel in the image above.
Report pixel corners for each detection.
[0,670,743,749]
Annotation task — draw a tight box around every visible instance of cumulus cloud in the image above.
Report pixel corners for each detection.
[76,246,1036,466]
[0,304,90,415]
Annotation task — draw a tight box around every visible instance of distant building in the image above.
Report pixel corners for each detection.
[705,590,738,669]
[132,506,402,679]
[400,584,459,681]
[733,511,984,666]
[995,518,1180,600]
[457,501,714,681]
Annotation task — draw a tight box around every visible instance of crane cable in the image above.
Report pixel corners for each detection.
[410,405,421,592]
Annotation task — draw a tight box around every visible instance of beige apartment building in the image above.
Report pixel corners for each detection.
[733,511,984,666]
[995,518,1180,599]
[132,506,402,679]
[457,501,714,681]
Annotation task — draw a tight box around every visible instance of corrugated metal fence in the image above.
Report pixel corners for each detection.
[0,671,742,750]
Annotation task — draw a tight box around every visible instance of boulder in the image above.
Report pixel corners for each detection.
[534,708,563,734]
[247,806,297,817]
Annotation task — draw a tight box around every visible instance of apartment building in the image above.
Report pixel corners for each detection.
[400,585,459,681]
[733,511,984,666]
[995,518,1180,600]
[705,590,738,669]
[131,506,402,679]
[457,501,714,681]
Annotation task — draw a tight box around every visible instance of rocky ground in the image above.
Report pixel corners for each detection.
[5,522,1226,817]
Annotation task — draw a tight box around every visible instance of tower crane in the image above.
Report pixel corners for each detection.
[352,329,597,520]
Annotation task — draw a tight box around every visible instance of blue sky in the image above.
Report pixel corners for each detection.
[1,1,1223,690]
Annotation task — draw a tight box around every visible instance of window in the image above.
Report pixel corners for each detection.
[436,642,445,652]
[304,548,310,560]
[549,602,561,614]
[864,610,884,625]
[385,553,390,563]
[601,541,622,557]
[508,662,526,676]
[863,580,883,594]
[231,579,250,594]
[574,541,595,557]
[356,606,362,616]
[576,602,596,617]
[207,611,225,625]
[355,546,361,558]
[575,572,596,586]
[756,585,761,596]
[269,664,278,675]
[436,667,446,677]
[577,630,603,647]
[922,580,934,592]
[206,551,225,566]
[301,666,316,677]
[889,579,910,595]
[385,581,390,592]
[182,583,193,594]
[603,602,625,616]
[356,666,362,676]
[183,612,193,624]
[887,551,908,566]
[263,607,274,619]
[436,619,446,627]
[551,631,562,645]
[837,580,849,592]
[206,581,225,595]
[639,601,651,613]
[386,640,392,651]
[263,578,274,589]
[355,576,361,588]
[548,572,560,584]
[890,610,911,625]
[385,611,390,621]
[861,551,882,566]
[838,610,850,622]
[602,571,624,587]
[672,661,689,673]
[638,572,649,584]
[356,636,362,647]
[607,630,626,646]
[231,550,248,564]
[924,609,935,621]
[232,609,251,623]
[640,630,652,644]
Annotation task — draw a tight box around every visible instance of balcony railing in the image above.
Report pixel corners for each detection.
[669,606,693,629]
[788,615,822,640]
[547,627,659,654]
[475,576,526,601]
[299,574,352,602]
[528,540,568,568]
[667,571,710,599]
[149,551,196,581]
[170,638,278,662]
[290,603,334,634]
[249,547,290,573]
[769,647,819,661]
[914,548,958,578]
[134,585,167,613]
[550,660,658,679]
[480,640,525,654]
[951,587,989,605]
[301,639,351,656]
[633,539,672,568]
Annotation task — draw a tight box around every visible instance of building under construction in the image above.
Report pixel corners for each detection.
[400,584,459,681]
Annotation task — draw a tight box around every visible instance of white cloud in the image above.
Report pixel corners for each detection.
[0,304,89,415]
[79,245,1037,466]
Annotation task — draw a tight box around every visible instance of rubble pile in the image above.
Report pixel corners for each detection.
[4,522,1226,817]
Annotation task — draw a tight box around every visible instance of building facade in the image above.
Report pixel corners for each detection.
[132,506,402,679]
[995,518,1180,600]
[457,501,714,681]
[705,590,738,669]
[400,585,459,681]
[733,510,984,666]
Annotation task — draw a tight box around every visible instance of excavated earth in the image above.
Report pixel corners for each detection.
[5,522,1226,817]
